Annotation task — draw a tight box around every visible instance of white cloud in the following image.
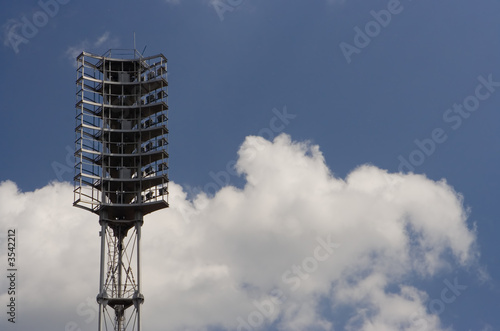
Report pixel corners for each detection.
[0,134,479,331]
[93,31,110,47]
[64,31,119,66]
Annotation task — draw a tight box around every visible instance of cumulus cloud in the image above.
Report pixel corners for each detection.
[0,134,478,331]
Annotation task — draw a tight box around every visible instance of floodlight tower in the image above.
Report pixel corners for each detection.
[73,49,169,331]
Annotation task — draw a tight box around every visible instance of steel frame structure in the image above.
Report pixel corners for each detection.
[73,49,169,331]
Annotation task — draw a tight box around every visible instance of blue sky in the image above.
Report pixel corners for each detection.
[0,0,499,330]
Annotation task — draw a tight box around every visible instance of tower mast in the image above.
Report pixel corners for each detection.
[74,48,169,331]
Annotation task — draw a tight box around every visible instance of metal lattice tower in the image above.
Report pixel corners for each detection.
[73,49,169,331]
